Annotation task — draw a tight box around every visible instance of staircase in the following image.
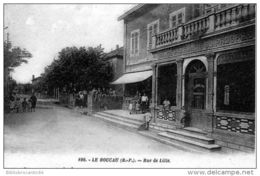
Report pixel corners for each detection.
[91,111,221,153]
[91,111,143,131]
[158,128,221,152]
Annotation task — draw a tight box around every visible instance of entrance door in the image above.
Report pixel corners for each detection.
[185,60,207,130]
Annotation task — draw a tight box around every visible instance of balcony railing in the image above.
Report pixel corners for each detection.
[151,4,255,50]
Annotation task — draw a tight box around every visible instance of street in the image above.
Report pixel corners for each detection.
[4,105,255,168]
[4,105,181,168]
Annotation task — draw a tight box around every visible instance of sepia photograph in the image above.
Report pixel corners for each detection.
[2,1,258,174]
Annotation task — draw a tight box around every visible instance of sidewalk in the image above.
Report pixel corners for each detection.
[104,109,145,121]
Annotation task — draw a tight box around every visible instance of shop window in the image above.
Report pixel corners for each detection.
[217,60,255,113]
[157,63,177,106]
[125,77,152,98]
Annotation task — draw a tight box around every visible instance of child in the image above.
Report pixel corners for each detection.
[14,97,21,113]
[22,98,28,112]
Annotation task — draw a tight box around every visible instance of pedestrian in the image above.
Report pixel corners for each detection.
[29,93,37,112]
[79,91,84,108]
[141,93,149,113]
[9,93,16,112]
[22,98,28,112]
[14,97,21,113]
[138,112,152,131]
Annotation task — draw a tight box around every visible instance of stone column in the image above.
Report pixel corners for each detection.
[206,53,215,111]
[176,59,183,109]
[205,53,215,132]
[177,25,183,41]
[151,64,157,123]
[151,35,156,49]
[175,59,185,128]
[208,11,215,33]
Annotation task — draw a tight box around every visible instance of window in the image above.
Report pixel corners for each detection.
[169,8,185,28]
[147,20,159,49]
[157,63,177,106]
[130,29,140,56]
[217,57,255,113]
[203,4,228,15]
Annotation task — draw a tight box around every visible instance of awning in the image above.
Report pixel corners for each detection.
[111,70,153,84]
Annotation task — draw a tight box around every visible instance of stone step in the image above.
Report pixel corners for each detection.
[149,123,169,132]
[96,112,143,126]
[92,111,221,153]
[102,112,170,133]
[92,113,140,131]
[166,129,215,145]
[92,113,203,153]
[101,111,144,123]
[183,127,208,135]
[138,131,203,154]
[158,132,221,152]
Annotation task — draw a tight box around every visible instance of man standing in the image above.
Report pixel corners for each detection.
[30,93,37,112]
[141,93,148,113]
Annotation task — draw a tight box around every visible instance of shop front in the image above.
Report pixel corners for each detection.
[152,46,255,149]
[111,70,153,111]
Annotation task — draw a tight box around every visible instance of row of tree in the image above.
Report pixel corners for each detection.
[4,34,32,96]
[4,32,32,112]
[36,45,113,95]
[4,31,114,98]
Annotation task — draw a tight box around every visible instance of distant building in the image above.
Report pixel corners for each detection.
[104,45,124,95]
[115,4,255,151]
[31,75,41,87]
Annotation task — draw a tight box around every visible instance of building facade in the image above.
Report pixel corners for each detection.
[117,4,255,151]
[104,45,124,96]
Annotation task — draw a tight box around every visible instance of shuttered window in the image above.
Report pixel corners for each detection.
[130,29,140,56]
[147,20,159,49]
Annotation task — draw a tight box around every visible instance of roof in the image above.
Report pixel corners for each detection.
[32,76,41,82]
[118,4,145,21]
[104,47,123,59]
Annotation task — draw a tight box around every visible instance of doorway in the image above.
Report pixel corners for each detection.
[184,60,207,130]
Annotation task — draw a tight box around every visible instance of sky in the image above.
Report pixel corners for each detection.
[4,4,135,83]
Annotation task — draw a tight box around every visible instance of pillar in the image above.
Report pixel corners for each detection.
[177,25,183,41]
[151,64,157,123]
[205,52,215,132]
[176,59,185,128]
[206,53,215,111]
[176,59,183,109]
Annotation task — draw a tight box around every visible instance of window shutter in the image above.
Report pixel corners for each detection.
[154,23,158,34]
[178,13,183,25]
[148,26,153,48]
[135,32,139,54]
[131,33,134,55]
[172,16,176,28]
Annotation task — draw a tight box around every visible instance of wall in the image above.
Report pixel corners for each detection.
[124,4,194,72]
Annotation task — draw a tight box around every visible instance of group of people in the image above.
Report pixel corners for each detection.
[9,93,37,113]
[129,92,150,114]
[93,88,117,102]
[74,90,88,108]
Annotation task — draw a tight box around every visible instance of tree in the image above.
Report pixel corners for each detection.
[4,40,32,74]
[4,34,32,113]
[39,45,113,95]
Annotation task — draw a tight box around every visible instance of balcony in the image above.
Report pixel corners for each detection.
[151,4,255,51]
